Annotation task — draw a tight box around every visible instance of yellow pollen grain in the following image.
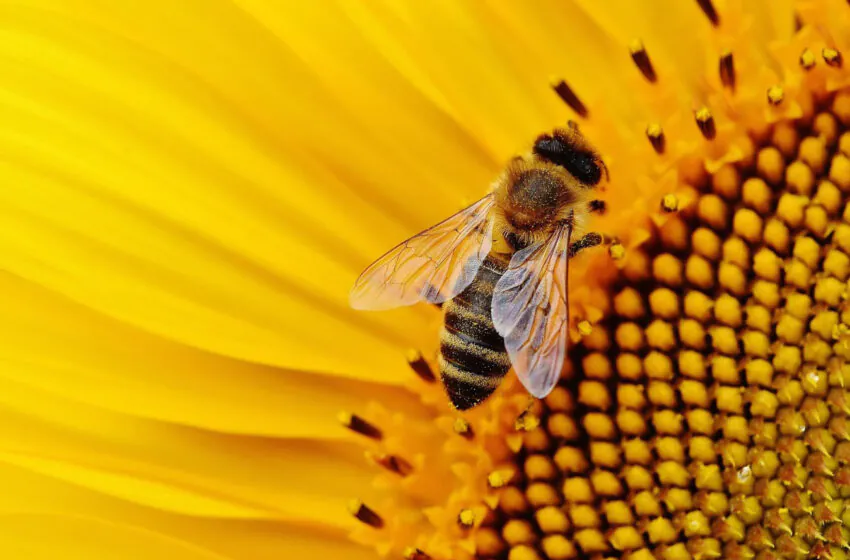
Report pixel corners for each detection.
[646,320,677,351]
[539,535,576,560]
[805,204,830,238]
[576,320,593,337]
[653,253,683,287]
[659,216,690,251]
[622,250,650,281]
[831,153,850,192]
[785,160,815,195]
[649,288,679,319]
[499,486,530,516]
[814,112,839,146]
[772,121,800,158]
[800,47,817,70]
[834,91,850,126]
[815,180,843,215]
[732,207,763,243]
[685,255,715,290]
[784,259,811,290]
[475,528,507,557]
[525,482,561,508]
[578,381,611,410]
[614,287,646,319]
[763,217,791,254]
[582,352,612,379]
[647,381,676,407]
[679,318,707,349]
[717,262,747,295]
[745,304,771,333]
[692,227,722,261]
[741,177,774,215]
[711,355,739,384]
[712,164,740,200]
[752,247,781,281]
[507,544,542,560]
[757,146,786,185]
[589,442,621,469]
[746,359,774,386]
[776,193,809,228]
[502,519,537,546]
[824,249,850,280]
[615,323,645,352]
[722,240,750,275]
[616,353,643,380]
[800,136,828,174]
[644,351,674,380]
[697,193,729,230]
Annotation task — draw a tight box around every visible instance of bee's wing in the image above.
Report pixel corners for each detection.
[492,222,572,398]
[350,195,495,310]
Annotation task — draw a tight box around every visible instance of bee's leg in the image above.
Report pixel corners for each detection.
[569,231,605,257]
[587,199,606,214]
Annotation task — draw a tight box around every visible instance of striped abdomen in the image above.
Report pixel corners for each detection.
[438,253,512,410]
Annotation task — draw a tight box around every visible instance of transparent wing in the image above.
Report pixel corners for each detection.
[492,223,571,398]
[350,195,495,310]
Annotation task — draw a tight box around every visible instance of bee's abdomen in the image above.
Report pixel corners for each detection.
[439,254,511,410]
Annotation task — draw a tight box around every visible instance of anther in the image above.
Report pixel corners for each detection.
[577,320,593,336]
[406,349,436,382]
[403,547,431,560]
[453,417,473,439]
[719,51,736,90]
[515,410,541,431]
[695,107,716,140]
[696,0,720,25]
[488,468,516,488]
[661,194,680,212]
[457,508,476,529]
[767,85,785,106]
[801,48,816,70]
[348,500,384,528]
[551,79,588,118]
[824,47,843,67]
[646,123,666,154]
[629,40,657,82]
[367,452,413,476]
[609,242,626,260]
[338,411,383,440]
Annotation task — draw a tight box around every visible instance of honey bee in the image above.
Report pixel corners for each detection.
[350,123,608,410]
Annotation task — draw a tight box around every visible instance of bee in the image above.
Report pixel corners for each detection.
[350,123,608,410]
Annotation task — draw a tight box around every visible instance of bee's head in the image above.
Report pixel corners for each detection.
[532,123,608,187]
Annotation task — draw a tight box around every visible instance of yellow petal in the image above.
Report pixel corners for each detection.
[0,271,425,436]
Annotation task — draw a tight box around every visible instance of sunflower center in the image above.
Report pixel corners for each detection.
[473,96,850,560]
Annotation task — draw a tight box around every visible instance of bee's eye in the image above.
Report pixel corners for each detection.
[533,135,602,186]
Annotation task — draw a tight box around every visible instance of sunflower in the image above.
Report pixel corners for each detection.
[4,0,850,559]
